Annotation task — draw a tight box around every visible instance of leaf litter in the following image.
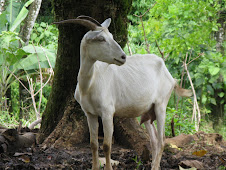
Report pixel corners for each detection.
[0,131,225,169]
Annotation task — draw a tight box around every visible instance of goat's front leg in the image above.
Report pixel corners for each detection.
[102,115,114,170]
[87,113,99,170]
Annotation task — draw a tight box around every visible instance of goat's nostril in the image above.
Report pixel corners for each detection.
[121,54,126,60]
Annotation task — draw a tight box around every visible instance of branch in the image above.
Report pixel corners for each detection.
[155,40,164,59]
[140,17,150,53]
[33,46,54,96]
[133,2,157,18]
[176,66,185,110]
[26,75,40,119]
[133,2,157,54]
[186,53,204,66]
[32,44,43,115]
[28,118,42,129]
[155,40,169,61]
[183,53,201,131]
[127,42,133,56]
[5,67,31,95]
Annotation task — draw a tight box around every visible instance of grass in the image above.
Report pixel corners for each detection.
[0,110,39,129]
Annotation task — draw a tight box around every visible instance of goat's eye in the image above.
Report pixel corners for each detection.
[97,36,106,42]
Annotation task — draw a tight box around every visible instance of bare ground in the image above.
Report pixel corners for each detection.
[0,131,225,170]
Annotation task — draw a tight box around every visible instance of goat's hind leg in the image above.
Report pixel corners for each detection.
[154,103,166,170]
[87,113,99,170]
[144,120,158,167]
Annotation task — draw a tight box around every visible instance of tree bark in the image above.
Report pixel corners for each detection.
[0,0,5,14]
[37,0,150,159]
[20,0,42,45]
[211,4,225,131]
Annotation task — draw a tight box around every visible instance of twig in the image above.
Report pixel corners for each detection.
[141,17,150,53]
[40,45,54,75]
[186,53,204,66]
[5,67,31,95]
[27,76,40,120]
[183,53,201,131]
[133,2,157,18]
[155,40,170,61]
[33,46,54,96]
[164,54,169,61]
[155,40,164,59]
[171,117,175,137]
[176,66,185,110]
[133,2,157,54]
[32,44,43,115]
[127,42,133,56]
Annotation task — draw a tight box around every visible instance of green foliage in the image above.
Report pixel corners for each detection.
[0,108,38,128]
[0,0,34,32]
[0,31,28,111]
[0,111,20,128]
[127,0,225,135]
[0,0,58,127]
[10,81,20,117]
[30,22,58,50]
[199,119,226,139]
[128,0,155,22]
[132,155,143,169]
[16,45,56,70]
[192,52,225,109]
[165,107,196,137]
[9,0,34,32]
[130,0,219,57]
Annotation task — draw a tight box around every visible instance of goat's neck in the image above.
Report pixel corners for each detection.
[78,50,96,94]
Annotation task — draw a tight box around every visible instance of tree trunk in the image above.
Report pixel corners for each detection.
[20,0,42,45]
[0,0,5,14]
[211,4,225,131]
[37,0,150,159]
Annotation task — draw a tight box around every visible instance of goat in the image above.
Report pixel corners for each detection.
[54,16,192,170]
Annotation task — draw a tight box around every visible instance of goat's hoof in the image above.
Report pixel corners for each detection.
[151,166,160,170]
[99,157,119,166]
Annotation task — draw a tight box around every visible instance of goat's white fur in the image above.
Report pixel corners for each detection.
[72,17,191,170]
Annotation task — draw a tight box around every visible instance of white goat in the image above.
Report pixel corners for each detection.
[54,16,192,170]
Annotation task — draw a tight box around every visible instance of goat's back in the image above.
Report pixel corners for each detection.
[90,54,176,117]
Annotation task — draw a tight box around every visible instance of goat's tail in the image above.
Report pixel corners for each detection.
[174,83,193,97]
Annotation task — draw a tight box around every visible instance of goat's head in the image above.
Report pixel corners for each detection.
[53,16,126,66]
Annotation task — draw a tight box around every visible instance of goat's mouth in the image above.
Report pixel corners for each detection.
[114,58,125,65]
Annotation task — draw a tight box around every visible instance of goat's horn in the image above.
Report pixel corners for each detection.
[53,19,97,31]
[77,15,102,27]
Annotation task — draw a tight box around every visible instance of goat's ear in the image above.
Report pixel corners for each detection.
[101,18,111,28]
[85,31,103,41]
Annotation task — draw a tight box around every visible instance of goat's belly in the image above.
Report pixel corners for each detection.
[114,105,150,118]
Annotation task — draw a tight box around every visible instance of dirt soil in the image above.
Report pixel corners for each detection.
[0,131,225,170]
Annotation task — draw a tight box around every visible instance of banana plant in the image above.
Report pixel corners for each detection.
[0,0,34,33]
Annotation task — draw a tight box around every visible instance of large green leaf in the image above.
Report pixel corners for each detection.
[208,66,220,76]
[15,45,56,70]
[5,0,21,26]
[0,11,8,32]
[10,0,34,32]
